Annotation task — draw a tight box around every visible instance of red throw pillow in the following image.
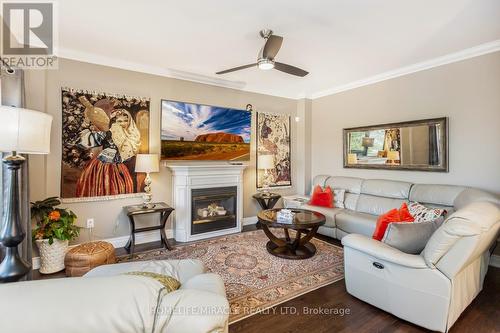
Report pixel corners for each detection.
[309,185,334,208]
[398,202,415,222]
[372,203,415,241]
[372,208,400,241]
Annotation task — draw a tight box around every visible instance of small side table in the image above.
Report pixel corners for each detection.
[123,202,174,255]
[252,192,281,229]
[282,195,310,209]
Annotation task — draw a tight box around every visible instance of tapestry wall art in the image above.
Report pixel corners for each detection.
[61,88,150,201]
[256,112,291,188]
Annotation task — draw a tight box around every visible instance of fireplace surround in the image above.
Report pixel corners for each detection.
[167,163,246,242]
[191,186,237,235]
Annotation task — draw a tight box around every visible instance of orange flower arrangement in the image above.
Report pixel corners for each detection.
[48,210,61,221]
[31,197,80,245]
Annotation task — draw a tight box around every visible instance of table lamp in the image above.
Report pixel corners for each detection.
[0,106,52,282]
[362,136,374,156]
[258,154,275,192]
[386,150,400,165]
[135,154,160,208]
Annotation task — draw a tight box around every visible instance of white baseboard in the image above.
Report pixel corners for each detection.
[490,254,500,268]
[32,229,174,270]
[242,216,258,226]
[104,229,174,248]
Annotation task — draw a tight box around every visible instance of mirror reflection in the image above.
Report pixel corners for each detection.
[344,118,447,172]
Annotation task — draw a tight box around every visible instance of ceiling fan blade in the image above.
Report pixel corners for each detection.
[274,62,309,77]
[216,63,257,75]
[262,35,283,59]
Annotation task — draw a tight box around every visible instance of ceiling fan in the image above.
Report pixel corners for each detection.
[216,29,309,77]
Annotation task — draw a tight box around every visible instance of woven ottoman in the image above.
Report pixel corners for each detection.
[65,241,116,277]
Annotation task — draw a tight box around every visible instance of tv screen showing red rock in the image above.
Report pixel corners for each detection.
[161,100,251,160]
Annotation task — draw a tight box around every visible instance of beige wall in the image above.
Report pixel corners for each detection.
[25,58,301,243]
[311,51,500,195]
[23,51,500,245]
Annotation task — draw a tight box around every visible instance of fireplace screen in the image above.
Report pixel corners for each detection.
[191,186,237,235]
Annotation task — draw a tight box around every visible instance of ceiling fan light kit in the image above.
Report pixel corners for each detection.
[216,29,309,77]
[258,59,274,70]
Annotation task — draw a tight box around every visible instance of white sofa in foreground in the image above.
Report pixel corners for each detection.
[0,259,229,333]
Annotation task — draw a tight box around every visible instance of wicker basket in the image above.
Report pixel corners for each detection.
[36,239,69,274]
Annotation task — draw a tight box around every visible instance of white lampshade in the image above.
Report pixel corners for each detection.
[258,154,274,170]
[0,106,52,154]
[135,154,160,173]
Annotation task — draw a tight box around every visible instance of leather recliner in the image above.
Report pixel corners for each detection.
[297,175,499,332]
[342,201,499,332]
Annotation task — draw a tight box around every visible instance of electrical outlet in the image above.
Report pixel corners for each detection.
[86,218,95,229]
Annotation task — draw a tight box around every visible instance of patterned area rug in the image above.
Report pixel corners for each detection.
[117,230,344,323]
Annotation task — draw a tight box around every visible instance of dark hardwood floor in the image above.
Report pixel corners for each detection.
[231,227,500,333]
[33,227,500,333]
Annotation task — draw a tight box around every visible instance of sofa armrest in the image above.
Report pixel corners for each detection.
[181,273,226,297]
[342,234,428,269]
[156,289,229,333]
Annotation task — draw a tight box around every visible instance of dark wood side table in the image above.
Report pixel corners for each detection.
[253,192,281,229]
[123,202,174,255]
[257,208,326,259]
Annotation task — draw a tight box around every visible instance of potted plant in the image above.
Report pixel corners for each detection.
[31,196,61,225]
[31,198,80,274]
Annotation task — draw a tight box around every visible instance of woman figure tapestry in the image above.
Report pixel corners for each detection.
[256,112,292,188]
[61,89,150,200]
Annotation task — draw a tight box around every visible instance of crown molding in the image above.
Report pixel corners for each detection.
[58,40,500,101]
[57,47,248,91]
[310,39,500,99]
[57,47,296,99]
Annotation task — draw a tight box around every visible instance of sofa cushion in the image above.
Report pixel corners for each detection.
[301,204,343,228]
[344,192,359,211]
[356,194,407,216]
[325,176,363,194]
[336,210,378,237]
[361,179,412,199]
[0,275,165,333]
[409,184,466,207]
[310,175,331,194]
[453,188,500,210]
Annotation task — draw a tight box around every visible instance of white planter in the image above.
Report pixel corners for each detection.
[36,239,69,274]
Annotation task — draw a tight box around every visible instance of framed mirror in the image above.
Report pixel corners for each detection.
[343,117,448,172]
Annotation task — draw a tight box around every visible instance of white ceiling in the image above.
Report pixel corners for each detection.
[57,0,500,99]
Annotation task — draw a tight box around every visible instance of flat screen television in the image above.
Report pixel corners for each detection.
[161,100,251,160]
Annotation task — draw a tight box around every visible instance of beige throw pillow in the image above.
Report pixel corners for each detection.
[124,271,181,292]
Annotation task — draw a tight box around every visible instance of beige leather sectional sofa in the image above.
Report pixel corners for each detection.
[300,175,499,240]
[301,175,500,332]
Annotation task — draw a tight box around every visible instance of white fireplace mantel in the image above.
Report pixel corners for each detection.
[166,163,247,242]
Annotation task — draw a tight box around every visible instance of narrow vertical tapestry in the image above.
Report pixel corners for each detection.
[61,88,150,201]
[256,112,291,188]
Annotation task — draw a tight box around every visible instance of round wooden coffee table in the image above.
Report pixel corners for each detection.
[257,208,326,259]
